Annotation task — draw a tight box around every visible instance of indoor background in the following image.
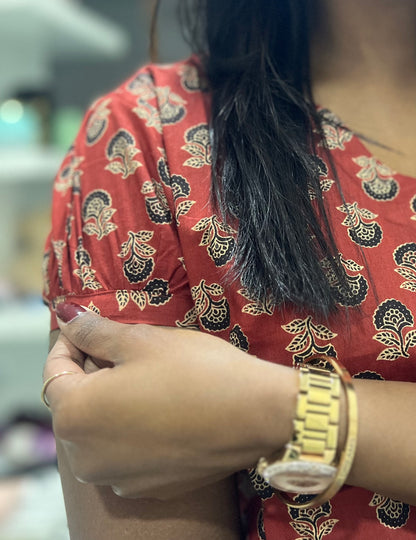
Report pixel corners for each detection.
[0,1,189,538]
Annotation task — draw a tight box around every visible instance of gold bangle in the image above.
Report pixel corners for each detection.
[275,355,358,509]
[41,371,78,409]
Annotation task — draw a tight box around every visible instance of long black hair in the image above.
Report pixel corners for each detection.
[171,0,349,316]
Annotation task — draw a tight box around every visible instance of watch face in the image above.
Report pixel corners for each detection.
[262,461,337,494]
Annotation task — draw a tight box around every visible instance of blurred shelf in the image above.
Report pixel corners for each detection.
[0,0,129,60]
[0,302,50,344]
[0,147,64,185]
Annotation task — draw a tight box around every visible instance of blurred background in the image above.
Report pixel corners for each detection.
[0,1,189,538]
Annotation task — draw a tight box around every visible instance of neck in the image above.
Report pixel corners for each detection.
[311,0,416,85]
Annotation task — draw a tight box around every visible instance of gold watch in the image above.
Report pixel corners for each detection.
[257,363,341,494]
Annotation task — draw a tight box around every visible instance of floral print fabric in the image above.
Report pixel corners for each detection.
[43,57,416,538]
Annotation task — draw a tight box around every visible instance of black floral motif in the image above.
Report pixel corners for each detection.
[410,195,416,220]
[178,280,230,332]
[82,190,117,240]
[229,324,249,352]
[257,507,267,540]
[55,154,84,195]
[322,256,368,307]
[338,202,383,248]
[288,494,339,539]
[86,98,111,146]
[141,177,172,225]
[118,231,155,284]
[353,370,384,381]
[393,243,416,293]
[373,299,416,360]
[106,129,142,179]
[369,494,410,529]
[73,237,102,291]
[193,215,236,267]
[308,155,334,200]
[282,316,337,366]
[248,469,274,500]
[157,86,187,125]
[178,63,208,92]
[144,278,172,306]
[182,124,211,168]
[353,156,399,201]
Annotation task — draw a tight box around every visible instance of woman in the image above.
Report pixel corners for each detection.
[42,0,416,538]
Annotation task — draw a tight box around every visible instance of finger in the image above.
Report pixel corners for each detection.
[43,335,86,409]
[55,302,132,363]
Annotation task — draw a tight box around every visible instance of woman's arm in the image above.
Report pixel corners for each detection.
[45,308,416,506]
[49,330,243,540]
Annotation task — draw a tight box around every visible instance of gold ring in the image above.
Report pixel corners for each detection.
[41,371,78,408]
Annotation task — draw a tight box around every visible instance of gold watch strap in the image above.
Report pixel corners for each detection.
[281,364,341,465]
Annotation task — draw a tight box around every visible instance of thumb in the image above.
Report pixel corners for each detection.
[55,302,130,363]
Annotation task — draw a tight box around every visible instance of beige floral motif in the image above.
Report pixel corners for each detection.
[105,129,142,179]
[393,243,416,293]
[82,190,117,241]
[282,316,337,366]
[118,231,155,284]
[115,279,172,311]
[373,299,416,360]
[288,496,339,539]
[42,251,51,296]
[86,98,111,146]
[55,154,84,195]
[178,63,208,92]
[322,255,368,307]
[318,109,353,150]
[86,301,100,315]
[177,280,230,332]
[156,86,187,125]
[353,156,399,201]
[337,202,383,248]
[73,238,102,291]
[133,99,162,133]
[192,215,236,267]
[238,288,275,317]
[369,493,410,529]
[182,124,211,168]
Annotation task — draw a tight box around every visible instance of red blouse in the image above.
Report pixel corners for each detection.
[43,57,416,539]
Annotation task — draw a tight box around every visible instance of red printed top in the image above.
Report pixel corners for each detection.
[43,57,416,539]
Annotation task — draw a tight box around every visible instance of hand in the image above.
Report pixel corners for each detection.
[43,303,297,499]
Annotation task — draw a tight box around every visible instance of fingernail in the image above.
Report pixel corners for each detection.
[56,302,87,323]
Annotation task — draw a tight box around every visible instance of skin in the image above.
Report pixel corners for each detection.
[44,1,416,538]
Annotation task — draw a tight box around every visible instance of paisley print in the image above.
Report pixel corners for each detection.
[105,129,142,179]
[353,156,399,201]
[288,495,339,539]
[282,316,337,366]
[369,494,410,529]
[82,190,117,240]
[156,86,186,125]
[373,299,416,360]
[182,124,211,168]
[393,243,416,293]
[118,231,155,284]
[141,176,172,225]
[193,215,236,266]
[238,288,275,317]
[308,155,335,199]
[338,202,382,248]
[178,62,208,92]
[115,279,172,312]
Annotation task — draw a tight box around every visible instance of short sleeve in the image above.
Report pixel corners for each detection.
[43,65,194,330]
